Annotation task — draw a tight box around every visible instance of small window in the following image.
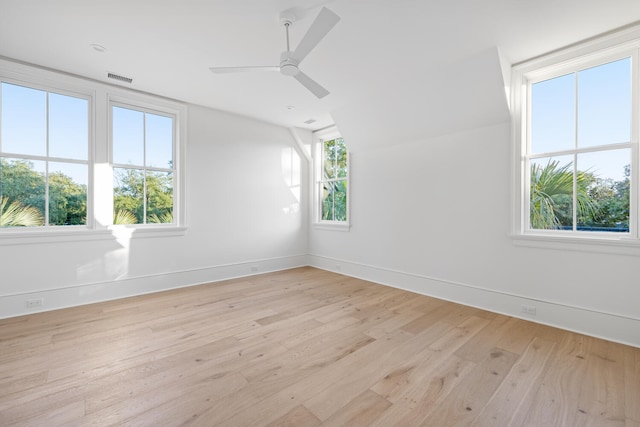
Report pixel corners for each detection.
[111,104,175,225]
[314,128,349,228]
[0,82,89,228]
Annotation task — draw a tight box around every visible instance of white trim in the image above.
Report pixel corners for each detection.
[312,126,350,229]
[511,25,640,247]
[308,254,640,348]
[0,254,309,319]
[312,221,351,231]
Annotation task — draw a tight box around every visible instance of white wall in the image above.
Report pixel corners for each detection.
[309,122,640,347]
[0,104,308,318]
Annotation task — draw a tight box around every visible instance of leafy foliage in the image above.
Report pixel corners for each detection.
[0,158,86,226]
[113,168,173,224]
[530,160,629,231]
[0,197,44,227]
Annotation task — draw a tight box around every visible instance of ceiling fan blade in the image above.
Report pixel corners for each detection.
[294,71,330,99]
[291,7,340,63]
[209,66,279,74]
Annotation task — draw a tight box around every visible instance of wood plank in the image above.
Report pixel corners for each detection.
[471,337,556,426]
[321,389,391,427]
[519,332,591,426]
[265,405,321,427]
[421,347,520,425]
[0,267,637,426]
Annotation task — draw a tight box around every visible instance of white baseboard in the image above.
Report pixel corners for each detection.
[0,254,309,320]
[308,254,640,348]
[3,253,637,348]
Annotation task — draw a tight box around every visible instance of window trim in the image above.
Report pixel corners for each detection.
[511,24,640,253]
[0,57,187,244]
[312,126,350,231]
[108,98,179,227]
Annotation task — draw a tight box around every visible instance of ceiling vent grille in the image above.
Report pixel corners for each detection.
[107,72,133,84]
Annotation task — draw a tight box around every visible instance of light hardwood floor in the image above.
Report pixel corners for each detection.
[0,267,638,426]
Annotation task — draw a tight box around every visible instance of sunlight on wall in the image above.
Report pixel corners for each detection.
[281,147,301,215]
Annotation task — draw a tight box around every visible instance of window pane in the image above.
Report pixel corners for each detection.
[145,113,173,168]
[576,149,630,232]
[321,179,347,222]
[113,167,143,224]
[336,138,347,178]
[333,179,347,221]
[530,155,574,230]
[49,93,88,160]
[577,58,631,147]
[112,106,144,166]
[48,162,87,226]
[1,83,46,156]
[323,139,336,179]
[321,181,334,221]
[146,171,173,224]
[0,157,45,227]
[531,73,575,154]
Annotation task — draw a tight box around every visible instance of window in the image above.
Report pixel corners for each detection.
[314,127,349,228]
[0,58,185,239]
[0,82,90,227]
[111,104,175,225]
[512,29,640,246]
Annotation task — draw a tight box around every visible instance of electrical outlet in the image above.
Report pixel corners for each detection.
[26,298,44,308]
[335,264,341,271]
[250,266,258,272]
[521,305,536,316]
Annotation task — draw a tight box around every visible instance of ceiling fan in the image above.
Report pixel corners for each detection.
[209,7,340,99]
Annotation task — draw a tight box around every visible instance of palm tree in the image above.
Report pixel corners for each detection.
[0,197,44,227]
[530,160,599,229]
[113,209,137,225]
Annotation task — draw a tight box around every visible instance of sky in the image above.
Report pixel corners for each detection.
[1,82,173,187]
[530,56,631,182]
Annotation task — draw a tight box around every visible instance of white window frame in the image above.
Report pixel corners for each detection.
[108,97,181,228]
[0,77,94,229]
[511,25,640,254]
[0,57,186,245]
[313,126,350,231]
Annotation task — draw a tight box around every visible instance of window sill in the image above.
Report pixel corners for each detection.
[0,225,187,246]
[511,232,640,256]
[313,221,351,232]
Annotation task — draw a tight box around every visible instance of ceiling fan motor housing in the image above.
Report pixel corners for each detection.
[279,51,299,76]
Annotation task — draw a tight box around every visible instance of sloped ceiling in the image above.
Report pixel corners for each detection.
[1,0,640,150]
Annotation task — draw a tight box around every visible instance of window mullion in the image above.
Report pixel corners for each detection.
[44,91,50,226]
[573,72,579,232]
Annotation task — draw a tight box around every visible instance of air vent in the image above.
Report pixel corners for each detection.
[107,72,133,84]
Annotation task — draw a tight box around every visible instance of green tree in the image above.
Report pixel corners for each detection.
[49,172,87,225]
[580,164,630,229]
[530,160,599,229]
[0,158,46,216]
[1,158,87,226]
[113,168,173,224]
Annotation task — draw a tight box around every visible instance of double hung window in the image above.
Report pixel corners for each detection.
[0,59,185,238]
[314,127,349,228]
[512,30,640,245]
[111,104,175,225]
[1,81,89,227]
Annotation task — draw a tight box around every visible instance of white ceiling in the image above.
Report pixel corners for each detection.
[2,0,640,148]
